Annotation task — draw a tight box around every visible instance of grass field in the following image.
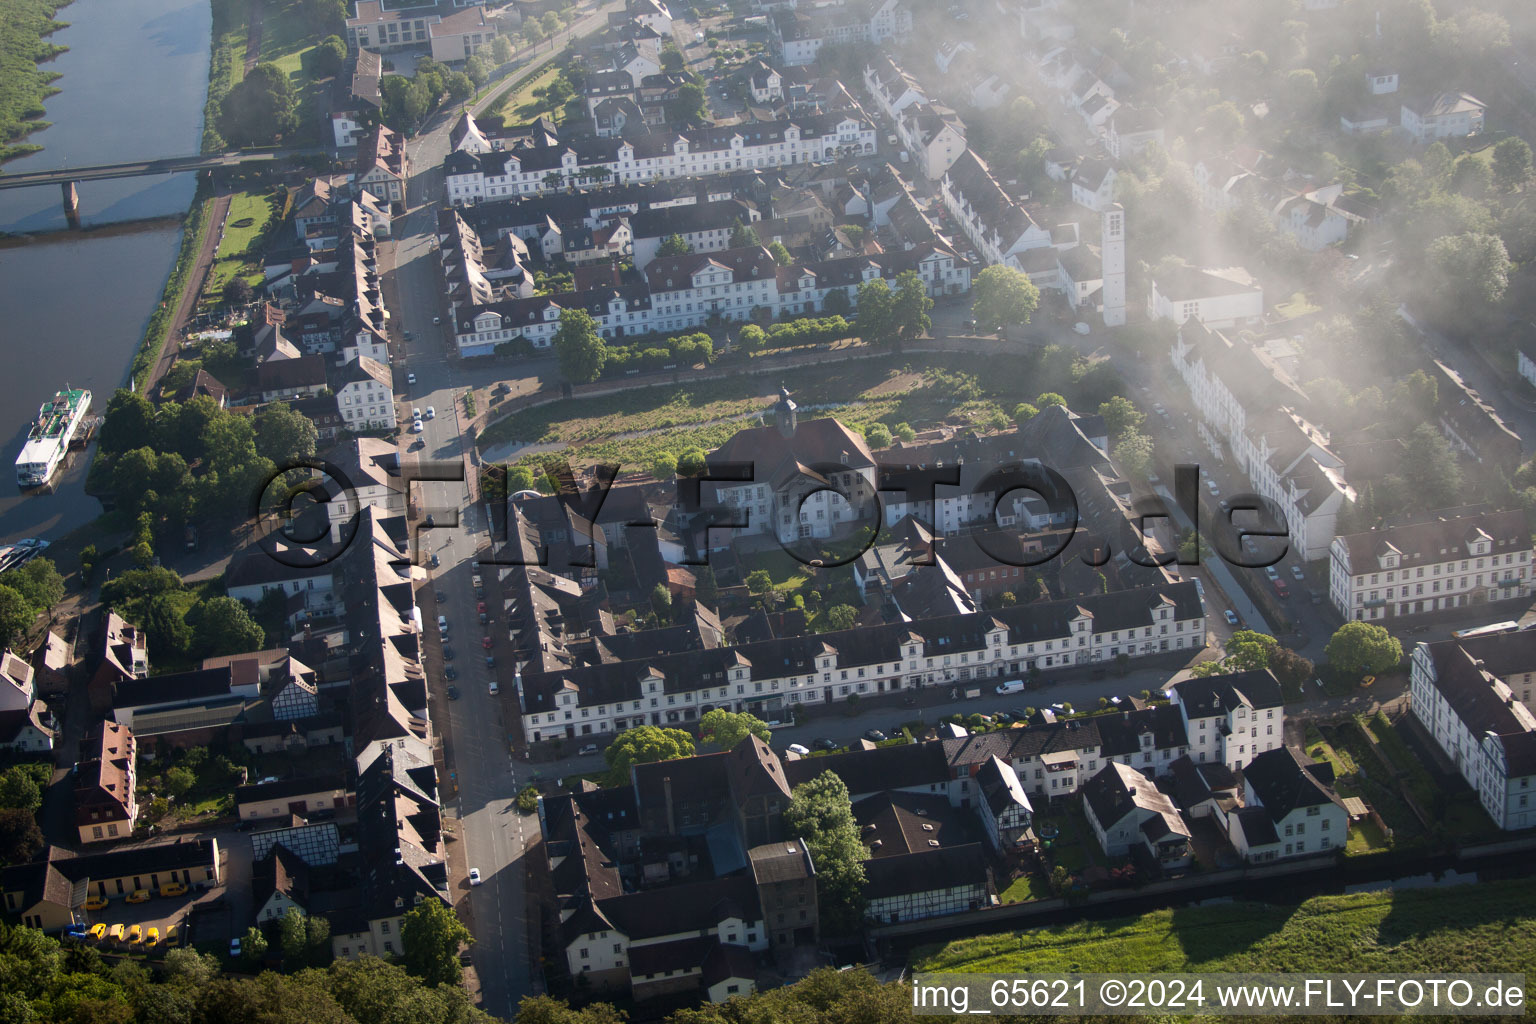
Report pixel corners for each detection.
[915,877,1536,975]
[495,64,564,123]
[254,0,330,145]
[203,189,278,305]
[202,0,249,152]
[479,348,1124,473]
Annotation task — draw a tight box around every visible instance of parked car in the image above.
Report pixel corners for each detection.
[1224,609,1240,626]
[1274,578,1289,598]
[85,895,107,911]
[127,925,142,944]
[579,743,600,756]
[484,655,495,668]
[432,315,442,325]
[442,646,454,660]
[444,665,457,680]
[1264,565,1280,581]
[429,554,440,568]
[424,514,436,528]
[488,680,499,695]
[786,743,811,756]
[88,923,106,941]
[159,881,186,898]
[426,406,436,420]
[412,408,422,420]
[469,868,482,886]
[477,601,487,615]
[229,937,241,958]
[126,890,150,904]
[406,373,417,386]
[812,737,838,751]
[481,635,494,649]
[863,729,887,742]
[403,331,414,341]
[411,420,424,433]
[146,927,159,946]
[1290,565,1305,581]
[446,685,460,700]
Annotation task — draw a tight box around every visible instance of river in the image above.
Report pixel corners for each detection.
[0,0,212,544]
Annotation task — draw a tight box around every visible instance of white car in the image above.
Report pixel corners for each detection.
[1224,609,1240,626]
[786,743,811,756]
[406,373,417,386]
[1264,566,1280,581]
[468,867,482,886]
[1290,565,1305,581]
[411,420,424,433]
[432,316,441,325]
[412,408,422,420]
[425,406,436,420]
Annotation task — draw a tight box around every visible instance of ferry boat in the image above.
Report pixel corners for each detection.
[15,387,92,488]
[0,539,49,574]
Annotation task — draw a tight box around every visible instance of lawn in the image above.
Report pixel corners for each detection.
[1274,291,1321,318]
[1000,872,1052,904]
[479,349,1126,474]
[253,0,330,145]
[203,189,279,305]
[1345,817,1390,855]
[494,64,563,123]
[914,877,1536,975]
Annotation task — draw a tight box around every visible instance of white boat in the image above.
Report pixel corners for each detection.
[15,387,92,488]
[0,538,49,574]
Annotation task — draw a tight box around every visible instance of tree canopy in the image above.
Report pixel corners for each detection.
[553,309,607,384]
[399,899,472,989]
[1325,621,1403,678]
[219,63,298,146]
[698,709,771,751]
[970,265,1040,333]
[603,725,695,786]
[784,773,867,932]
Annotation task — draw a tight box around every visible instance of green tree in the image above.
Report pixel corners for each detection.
[1097,396,1144,440]
[891,270,933,346]
[445,72,474,105]
[0,766,44,812]
[219,62,299,146]
[676,448,707,477]
[893,422,916,442]
[1270,646,1315,690]
[400,899,472,988]
[312,35,347,77]
[863,423,892,449]
[1401,423,1462,509]
[100,390,156,455]
[163,766,195,801]
[9,559,63,612]
[1426,232,1511,310]
[729,219,760,247]
[660,44,685,73]
[1493,137,1533,191]
[694,564,718,605]
[188,597,266,659]
[768,241,793,265]
[822,287,852,317]
[490,33,515,64]
[0,806,43,866]
[668,81,708,124]
[825,604,857,631]
[1325,621,1403,678]
[657,233,692,257]
[280,908,308,964]
[539,10,561,34]
[464,54,492,89]
[1113,428,1154,478]
[855,277,896,345]
[698,709,771,751]
[783,773,867,932]
[649,582,672,622]
[970,265,1040,333]
[1223,630,1279,672]
[254,402,318,463]
[553,310,607,384]
[649,453,677,481]
[603,726,695,786]
[0,585,35,649]
[239,925,268,969]
[745,569,773,594]
[1012,403,1039,425]
[737,323,766,354]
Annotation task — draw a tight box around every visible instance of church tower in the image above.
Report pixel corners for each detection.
[1102,203,1126,327]
[773,386,798,438]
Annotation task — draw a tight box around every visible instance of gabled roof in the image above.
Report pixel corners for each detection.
[1171,669,1284,718]
[1242,746,1345,820]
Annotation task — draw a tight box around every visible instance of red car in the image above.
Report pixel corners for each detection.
[481,635,494,649]
[477,602,487,615]
[1273,579,1289,599]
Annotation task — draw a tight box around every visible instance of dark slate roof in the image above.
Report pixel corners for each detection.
[52,839,219,884]
[235,774,350,806]
[113,667,234,711]
[1335,508,1530,574]
[1418,635,1536,742]
[783,741,950,798]
[600,873,761,940]
[862,843,989,900]
[1233,805,1279,847]
[1242,746,1345,820]
[1171,669,1283,717]
[748,840,815,884]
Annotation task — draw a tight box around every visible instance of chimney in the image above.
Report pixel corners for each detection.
[663,776,676,835]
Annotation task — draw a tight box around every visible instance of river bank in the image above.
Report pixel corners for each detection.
[0,0,75,165]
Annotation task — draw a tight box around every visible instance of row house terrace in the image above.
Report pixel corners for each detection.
[444,115,877,204]
[1410,632,1536,830]
[1329,509,1533,622]
[940,150,1055,270]
[517,582,1204,742]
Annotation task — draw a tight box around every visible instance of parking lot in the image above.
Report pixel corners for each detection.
[81,888,201,951]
